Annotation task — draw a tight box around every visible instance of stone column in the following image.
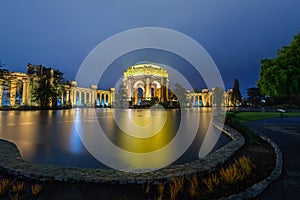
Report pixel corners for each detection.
[202,94,206,107]
[127,79,132,100]
[134,89,138,105]
[0,80,3,107]
[69,89,73,105]
[79,91,81,105]
[156,88,161,99]
[66,90,70,105]
[165,79,169,101]
[160,79,164,102]
[61,92,64,105]
[22,80,28,106]
[99,92,102,106]
[145,77,151,99]
[91,85,97,107]
[110,88,115,105]
[10,80,17,107]
[84,91,87,105]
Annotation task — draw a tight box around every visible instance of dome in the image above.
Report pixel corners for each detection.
[124,63,168,78]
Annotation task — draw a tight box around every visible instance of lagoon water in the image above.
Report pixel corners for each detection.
[0,108,229,169]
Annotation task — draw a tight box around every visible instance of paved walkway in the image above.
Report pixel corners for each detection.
[247,116,300,200]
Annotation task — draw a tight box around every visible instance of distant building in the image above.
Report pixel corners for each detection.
[0,64,115,107]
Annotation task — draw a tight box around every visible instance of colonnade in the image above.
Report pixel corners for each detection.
[0,72,115,107]
[0,72,29,107]
[188,89,233,107]
[96,89,115,106]
[187,89,212,107]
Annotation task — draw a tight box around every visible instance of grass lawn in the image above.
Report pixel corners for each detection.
[235,112,300,123]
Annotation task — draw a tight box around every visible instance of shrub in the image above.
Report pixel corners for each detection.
[236,156,256,175]
[157,182,164,196]
[12,182,24,194]
[188,175,199,198]
[226,117,259,143]
[142,183,151,194]
[169,177,184,200]
[31,184,43,196]
[202,174,219,192]
[0,179,10,196]
[219,164,246,184]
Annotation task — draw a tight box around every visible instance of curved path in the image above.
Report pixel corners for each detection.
[247,116,300,200]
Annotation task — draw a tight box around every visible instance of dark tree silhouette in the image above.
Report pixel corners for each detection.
[173,82,188,105]
[247,87,264,107]
[31,69,65,108]
[212,87,224,107]
[230,79,242,106]
[257,32,300,105]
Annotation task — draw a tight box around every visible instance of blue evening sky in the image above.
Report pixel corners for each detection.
[1,0,300,97]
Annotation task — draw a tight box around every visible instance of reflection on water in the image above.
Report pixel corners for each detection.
[0,108,229,168]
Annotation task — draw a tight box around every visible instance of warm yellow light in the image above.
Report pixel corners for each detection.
[124,64,168,79]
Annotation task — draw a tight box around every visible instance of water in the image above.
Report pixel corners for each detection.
[0,108,229,169]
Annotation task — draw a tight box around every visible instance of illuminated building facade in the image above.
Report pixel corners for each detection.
[0,63,233,108]
[123,63,169,105]
[0,64,115,107]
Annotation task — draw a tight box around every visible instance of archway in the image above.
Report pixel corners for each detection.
[2,81,10,106]
[76,91,80,105]
[123,63,169,106]
[137,87,143,105]
[81,91,85,105]
[199,95,203,107]
[15,80,23,106]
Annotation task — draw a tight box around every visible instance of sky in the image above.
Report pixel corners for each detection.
[1,0,300,97]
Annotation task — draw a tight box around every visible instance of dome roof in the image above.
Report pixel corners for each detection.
[124,63,168,78]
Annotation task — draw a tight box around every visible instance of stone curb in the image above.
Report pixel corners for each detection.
[220,130,283,200]
[0,122,245,184]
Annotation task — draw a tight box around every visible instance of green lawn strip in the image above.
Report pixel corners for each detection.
[235,112,300,123]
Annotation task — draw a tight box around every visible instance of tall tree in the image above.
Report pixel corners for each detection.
[212,87,224,107]
[230,79,242,106]
[173,83,187,102]
[247,87,264,106]
[257,32,300,105]
[31,69,65,108]
[51,70,65,107]
[32,76,53,108]
[115,84,128,107]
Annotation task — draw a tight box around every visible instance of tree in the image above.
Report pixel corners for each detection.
[115,84,128,107]
[32,76,53,108]
[0,61,9,80]
[194,88,200,93]
[212,87,224,107]
[31,69,65,108]
[230,79,242,106]
[257,32,300,105]
[173,83,188,105]
[150,96,159,106]
[51,70,65,107]
[247,87,264,107]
